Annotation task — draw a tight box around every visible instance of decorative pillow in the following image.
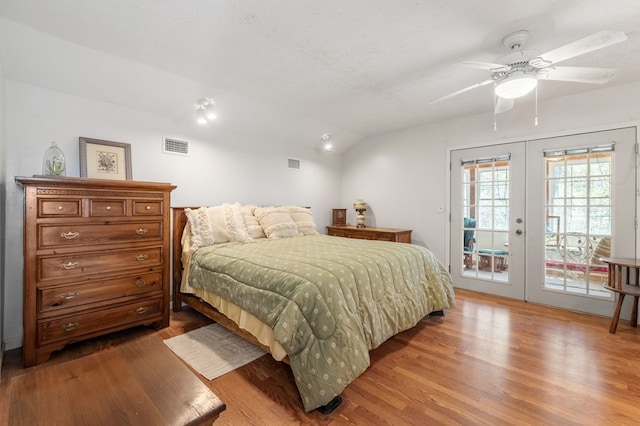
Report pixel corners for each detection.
[241,204,266,239]
[254,206,300,239]
[184,207,216,252]
[184,203,249,251]
[287,206,319,235]
[222,202,250,243]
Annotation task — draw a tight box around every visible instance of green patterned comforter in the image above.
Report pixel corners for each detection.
[187,234,455,412]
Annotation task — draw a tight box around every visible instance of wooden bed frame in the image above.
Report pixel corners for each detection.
[171,206,283,359]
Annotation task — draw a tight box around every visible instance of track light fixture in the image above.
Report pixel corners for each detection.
[321,133,333,152]
[196,98,216,124]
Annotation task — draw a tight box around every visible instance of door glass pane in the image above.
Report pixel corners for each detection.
[462,160,510,283]
[544,150,612,297]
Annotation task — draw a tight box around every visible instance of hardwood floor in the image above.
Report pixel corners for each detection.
[2,288,640,425]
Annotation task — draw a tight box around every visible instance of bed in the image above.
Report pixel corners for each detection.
[172,204,455,412]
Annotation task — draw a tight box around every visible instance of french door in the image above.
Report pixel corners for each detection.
[450,127,637,316]
[450,142,526,300]
[526,127,636,315]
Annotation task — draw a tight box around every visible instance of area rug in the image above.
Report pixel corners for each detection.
[163,323,267,380]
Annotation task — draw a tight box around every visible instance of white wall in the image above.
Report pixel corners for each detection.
[2,81,342,350]
[342,82,640,264]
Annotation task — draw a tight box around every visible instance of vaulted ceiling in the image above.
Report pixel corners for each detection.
[1,0,639,151]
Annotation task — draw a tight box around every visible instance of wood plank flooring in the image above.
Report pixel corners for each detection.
[2,288,640,425]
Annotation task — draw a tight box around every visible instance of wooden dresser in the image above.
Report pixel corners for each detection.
[326,225,412,243]
[15,176,176,366]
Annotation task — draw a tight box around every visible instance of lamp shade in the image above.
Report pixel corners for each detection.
[495,74,537,99]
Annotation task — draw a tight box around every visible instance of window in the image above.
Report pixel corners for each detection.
[544,147,613,297]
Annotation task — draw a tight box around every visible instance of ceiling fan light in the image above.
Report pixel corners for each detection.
[495,75,537,99]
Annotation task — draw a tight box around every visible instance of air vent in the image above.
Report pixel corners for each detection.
[163,137,189,156]
[288,158,301,170]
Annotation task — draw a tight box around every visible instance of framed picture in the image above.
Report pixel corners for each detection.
[79,137,132,180]
[332,208,347,226]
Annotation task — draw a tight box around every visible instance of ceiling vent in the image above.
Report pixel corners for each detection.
[163,137,189,156]
[288,158,301,170]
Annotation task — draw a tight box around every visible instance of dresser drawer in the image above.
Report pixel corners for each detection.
[38,272,162,313]
[38,199,82,217]
[133,200,164,215]
[38,247,162,281]
[90,199,127,217]
[39,222,163,248]
[370,232,396,241]
[37,298,163,345]
[327,228,348,238]
[352,231,378,240]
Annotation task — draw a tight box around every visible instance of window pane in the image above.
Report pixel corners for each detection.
[589,177,610,198]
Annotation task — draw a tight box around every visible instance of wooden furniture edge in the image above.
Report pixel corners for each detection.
[171,206,287,362]
[16,175,177,191]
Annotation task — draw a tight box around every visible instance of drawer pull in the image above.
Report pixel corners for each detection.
[135,228,148,235]
[135,306,149,315]
[61,231,80,240]
[134,279,147,287]
[106,206,112,210]
[135,254,149,261]
[57,205,64,211]
[145,205,151,210]
[60,291,79,300]
[61,261,80,270]
[62,322,79,332]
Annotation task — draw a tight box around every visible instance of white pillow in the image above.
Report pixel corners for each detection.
[287,206,319,235]
[254,206,300,239]
[222,202,250,243]
[184,207,216,251]
[184,203,249,250]
[241,204,266,239]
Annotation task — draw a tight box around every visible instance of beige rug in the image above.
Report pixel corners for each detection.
[163,323,267,380]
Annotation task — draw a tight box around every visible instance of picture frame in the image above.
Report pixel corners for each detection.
[79,137,132,180]
[332,208,347,226]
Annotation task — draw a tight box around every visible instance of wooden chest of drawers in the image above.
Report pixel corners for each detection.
[16,176,176,366]
[326,225,412,243]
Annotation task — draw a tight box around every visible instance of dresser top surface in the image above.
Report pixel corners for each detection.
[15,175,176,191]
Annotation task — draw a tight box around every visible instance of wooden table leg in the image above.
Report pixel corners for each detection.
[610,293,625,334]
[632,296,639,328]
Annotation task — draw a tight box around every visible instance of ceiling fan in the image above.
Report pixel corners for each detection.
[429,29,627,114]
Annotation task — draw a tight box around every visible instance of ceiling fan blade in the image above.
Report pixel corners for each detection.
[460,61,510,72]
[533,30,627,66]
[428,79,494,104]
[495,97,515,114]
[538,66,618,84]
